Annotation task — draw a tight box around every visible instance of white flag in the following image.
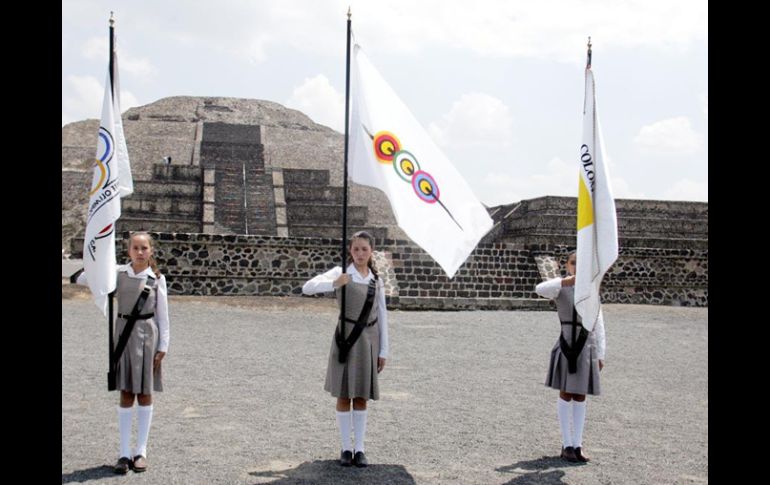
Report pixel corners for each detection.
[574,67,618,331]
[348,42,492,278]
[83,29,133,315]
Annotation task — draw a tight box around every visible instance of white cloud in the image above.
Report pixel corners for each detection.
[120,57,158,80]
[62,75,103,126]
[663,179,707,201]
[81,37,106,60]
[286,74,345,132]
[119,90,141,112]
[428,93,513,148]
[244,34,271,63]
[128,1,320,63]
[62,75,141,126]
[347,0,707,61]
[699,92,708,118]
[479,156,575,205]
[477,159,653,205]
[72,0,705,68]
[609,176,647,200]
[633,116,704,155]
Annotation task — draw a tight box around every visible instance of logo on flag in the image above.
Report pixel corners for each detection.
[363,125,462,230]
[348,42,492,278]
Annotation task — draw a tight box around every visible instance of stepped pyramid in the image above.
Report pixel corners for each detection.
[62,96,399,252]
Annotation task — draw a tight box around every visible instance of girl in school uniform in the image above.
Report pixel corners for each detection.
[302,230,389,467]
[72,231,170,474]
[535,251,605,463]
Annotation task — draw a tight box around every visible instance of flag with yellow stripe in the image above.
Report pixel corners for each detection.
[574,66,618,331]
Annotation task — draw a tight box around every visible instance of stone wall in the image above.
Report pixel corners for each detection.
[143,232,550,310]
[498,196,708,249]
[62,169,90,248]
[529,245,708,307]
[119,232,706,310]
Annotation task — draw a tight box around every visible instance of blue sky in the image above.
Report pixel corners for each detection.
[62,0,707,205]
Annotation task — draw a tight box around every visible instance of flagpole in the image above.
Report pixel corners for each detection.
[339,7,352,338]
[107,11,117,389]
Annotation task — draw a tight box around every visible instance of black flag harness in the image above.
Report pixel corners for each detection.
[559,306,589,374]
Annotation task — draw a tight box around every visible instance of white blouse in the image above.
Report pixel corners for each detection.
[76,264,170,353]
[302,263,389,359]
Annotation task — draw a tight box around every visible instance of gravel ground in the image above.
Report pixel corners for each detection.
[62,286,707,484]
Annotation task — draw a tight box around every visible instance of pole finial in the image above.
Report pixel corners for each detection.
[586,36,592,68]
[109,11,115,27]
[347,6,352,20]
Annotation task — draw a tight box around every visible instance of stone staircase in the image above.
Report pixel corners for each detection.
[119,164,202,233]
[199,122,276,235]
[283,168,388,240]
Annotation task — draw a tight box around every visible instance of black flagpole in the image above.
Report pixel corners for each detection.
[107,12,117,390]
[339,7,352,347]
[109,13,115,97]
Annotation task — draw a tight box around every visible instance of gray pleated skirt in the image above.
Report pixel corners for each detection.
[545,329,601,396]
[115,317,163,395]
[324,322,380,400]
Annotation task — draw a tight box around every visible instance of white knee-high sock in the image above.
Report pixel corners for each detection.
[353,410,368,453]
[135,404,154,457]
[572,400,587,448]
[117,406,133,459]
[557,397,573,448]
[336,411,352,452]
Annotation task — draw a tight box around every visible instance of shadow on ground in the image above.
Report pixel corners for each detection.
[496,455,584,484]
[61,464,117,483]
[248,459,415,484]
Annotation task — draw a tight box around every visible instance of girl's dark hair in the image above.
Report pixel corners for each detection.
[347,230,378,278]
[128,232,161,278]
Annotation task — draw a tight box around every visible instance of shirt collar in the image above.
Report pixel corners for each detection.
[346,263,372,281]
[120,264,154,278]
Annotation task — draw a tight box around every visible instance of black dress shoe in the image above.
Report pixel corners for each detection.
[353,451,368,467]
[113,456,132,474]
[560,446,578,462]
[574,447,590,462]
[132,455,147,472]
[340,450,353,466]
